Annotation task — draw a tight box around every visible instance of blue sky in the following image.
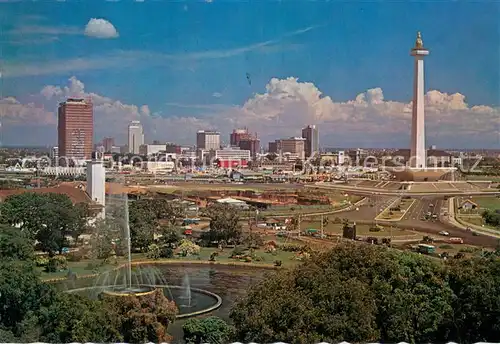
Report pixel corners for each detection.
[0,1,499,148]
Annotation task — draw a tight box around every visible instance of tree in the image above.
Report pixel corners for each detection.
[444,255,500,342]
[183,316,234,344]
[482,210,500,227]
[0,193,86,255]
[129,200,156,251]
[151,199,185,225]
[90,219,115,261]
[103,289,178,343]
[32,293,122,343]
[70,202,92,244]
[0,225,34,261]
[158,226,182,247]
[230,243,456,343]
[0,192,52,238]
[202,204,242,245]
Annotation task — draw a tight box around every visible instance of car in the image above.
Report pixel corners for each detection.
[439,231,450,236]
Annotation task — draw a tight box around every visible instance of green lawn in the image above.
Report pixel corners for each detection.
[40,247,301,281]
[474,197,500,211]
[466,175,500,182]
[456,214,499,231]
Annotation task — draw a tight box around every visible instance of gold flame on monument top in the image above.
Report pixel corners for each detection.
[414,31,424,49]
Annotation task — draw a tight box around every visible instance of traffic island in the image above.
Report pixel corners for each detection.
[375,198,416,222]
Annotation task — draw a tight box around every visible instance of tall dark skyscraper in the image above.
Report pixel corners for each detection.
[301,125,319,158]
[57,98,94,161]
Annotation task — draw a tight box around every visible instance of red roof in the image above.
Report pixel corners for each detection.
[0,185,92,204]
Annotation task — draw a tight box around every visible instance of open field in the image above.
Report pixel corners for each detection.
[465,175,500,182]
[474,196,500,211]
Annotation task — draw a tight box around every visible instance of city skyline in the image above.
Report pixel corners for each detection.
[0,2,498,149]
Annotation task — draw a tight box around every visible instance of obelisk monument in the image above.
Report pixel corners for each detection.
[410,31,429,169]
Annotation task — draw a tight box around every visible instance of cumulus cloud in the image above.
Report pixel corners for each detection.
[0,76,498,148]
[84,18,119,39]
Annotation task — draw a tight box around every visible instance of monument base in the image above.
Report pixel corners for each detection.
[384,167,456,182]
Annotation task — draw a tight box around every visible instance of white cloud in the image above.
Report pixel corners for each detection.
[212,92,223,98]
[0,76,498,148]
[84,18,119,39]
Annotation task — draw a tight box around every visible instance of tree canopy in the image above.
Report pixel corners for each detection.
[230,243,500,344]
[0,192,91,255]
[202,203,242,245]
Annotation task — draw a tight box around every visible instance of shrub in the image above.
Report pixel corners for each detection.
[274,260,282,267]
[160,246,174,259]
[35,255,49,267]
[459,246,477,254]
[44,256,66,272]
[209,252,218,261]
[146,244,161,260]
[44,258,58,273]
[176,239,201,257]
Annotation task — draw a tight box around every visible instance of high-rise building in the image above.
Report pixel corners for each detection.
[128,121,144,154]
[102,137,115,152]
[57,98,93,161]
[410,31,429,169]
[50,146,59,166]
[239,138,260,159]
[301,125,319,158]
[196,130,220,150]
[230,128,260,159]
[268,137,306,160]
[230,128,251,146]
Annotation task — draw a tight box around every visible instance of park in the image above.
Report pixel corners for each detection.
[0,179,499,343]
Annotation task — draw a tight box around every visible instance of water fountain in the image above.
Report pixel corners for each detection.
[179,273,193,308]
[65,185,221,318]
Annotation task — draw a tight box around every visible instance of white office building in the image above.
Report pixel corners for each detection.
[196,130,220,150]
[128,121,144,154]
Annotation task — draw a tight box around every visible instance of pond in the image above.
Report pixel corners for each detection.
[55,263,272,343]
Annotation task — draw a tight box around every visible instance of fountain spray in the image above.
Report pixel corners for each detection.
[124,193,132,290]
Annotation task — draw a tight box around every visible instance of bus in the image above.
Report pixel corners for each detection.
[417,244,436,254]
[182,218,200,226]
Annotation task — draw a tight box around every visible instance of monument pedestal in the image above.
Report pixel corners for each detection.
[384,167,456,182]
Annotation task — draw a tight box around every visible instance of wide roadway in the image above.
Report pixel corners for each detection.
[334,197,497,248]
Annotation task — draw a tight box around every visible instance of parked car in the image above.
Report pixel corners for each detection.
[439,231,450,236]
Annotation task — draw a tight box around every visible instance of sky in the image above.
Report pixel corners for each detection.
[0,1,499,149]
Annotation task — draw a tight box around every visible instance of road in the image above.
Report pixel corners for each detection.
[308,184,500,197]
[403,197,444,222]
[331,198,498,248]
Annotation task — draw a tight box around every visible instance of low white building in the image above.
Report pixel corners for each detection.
[139,144,166,156]
[216,197,249,209]
[142,161,175,173]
